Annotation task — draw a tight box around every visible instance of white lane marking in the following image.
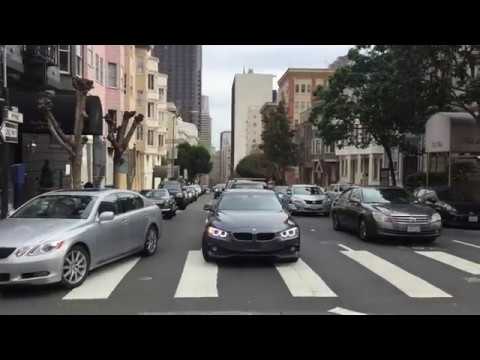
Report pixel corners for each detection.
[174,250,218,298]
[63,257,140,300]
[341,249,451,298]
[416,251,480,275]
[453,240,480,250]
[276,259,337,297]
[329,307,366,315]
[338,244,354,252]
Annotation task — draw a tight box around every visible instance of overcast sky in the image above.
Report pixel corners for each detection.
[202,45,353,150]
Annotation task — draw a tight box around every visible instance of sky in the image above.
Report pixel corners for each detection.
[202,45,353,150]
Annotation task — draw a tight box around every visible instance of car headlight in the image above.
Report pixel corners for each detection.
[176,193,183,198]
[431,213,442,223]
[207,226,229,240]
[280,227,299,240]
[15,240,65,257]
[372,211,392,223]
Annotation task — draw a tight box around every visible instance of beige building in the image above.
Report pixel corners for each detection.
[133,45,168,190]
[278,68,334,128]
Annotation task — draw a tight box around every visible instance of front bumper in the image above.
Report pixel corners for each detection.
[0,251,65,286]
[289,203,330,214]
[373,221,442,239]
[445,214,480,229]
[204,236,300,260]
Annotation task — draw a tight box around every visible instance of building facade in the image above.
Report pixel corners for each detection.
[199,95,212,148]
[220,131,231,182]
[277,68,334,128]
[153,45,202,127]
[231,70,274,171]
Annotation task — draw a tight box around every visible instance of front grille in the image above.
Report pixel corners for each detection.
[0,248,16,259]
[0,274,10,282]
[234,233,253,241]
[256,233,275,241]
[305,200,323,205]
[390,215,430,224]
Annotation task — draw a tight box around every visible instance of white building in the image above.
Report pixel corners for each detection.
[231,69,274,170]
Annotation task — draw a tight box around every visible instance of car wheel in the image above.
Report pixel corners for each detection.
[179,204,186,210]
[61,245,90,289]
[358,219,371,242]
[332,213,342,231]
[142,226,158,257]
[202,240,213,263]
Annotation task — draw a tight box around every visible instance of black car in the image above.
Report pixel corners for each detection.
[163,181,188,210]
[413,186,480,229]
[331,186,441,242]
[202,189,300,262]
[142,189,177,219]
[213,183,226,199]
[229,180,267,190]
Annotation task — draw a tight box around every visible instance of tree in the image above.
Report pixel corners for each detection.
[37,77,94,189]
[311,46,437,186]
[105,111,144,189]
[260,101,298,184]
[235,153,277,179]
[175,143,213,182]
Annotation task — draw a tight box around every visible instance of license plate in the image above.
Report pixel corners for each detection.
[407,226,421,233]
[469,216,478,223]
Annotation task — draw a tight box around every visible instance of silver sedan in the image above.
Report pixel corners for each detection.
[0,189,162,288]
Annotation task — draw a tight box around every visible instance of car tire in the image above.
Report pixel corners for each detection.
[358,219,371,242]
[202,240,213,263]
[332,213,342,231]
[179,204,186,210]
[142,226,158,257]
[277,256,299,263]
[61,245,90,289]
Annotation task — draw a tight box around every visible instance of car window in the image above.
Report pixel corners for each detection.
[293,186,323,195]
[350,189,362,202]
[12,195,96,219]
[98,194,120,215]
[132,195,144,209]
[218,193,283,211]
[340,189,353,200]
[117,193,137,213]
[363,188,414,204]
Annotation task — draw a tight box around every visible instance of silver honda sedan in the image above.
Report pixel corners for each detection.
[0,189,162,288]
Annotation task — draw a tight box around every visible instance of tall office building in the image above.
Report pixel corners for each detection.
[231,69,274,171]
[153,45,202,127]
[199,95,212,148]
[220,131,232,182]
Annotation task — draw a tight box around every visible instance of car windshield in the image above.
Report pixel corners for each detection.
[231,182,265,189]
[11,195,96,219]
[218,193,283,211]
[362,188,414,204]
[145,190,169,199]
[164,183,180,191]
[293,186,323,195]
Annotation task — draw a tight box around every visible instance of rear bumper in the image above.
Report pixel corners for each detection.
[290,203,330,214]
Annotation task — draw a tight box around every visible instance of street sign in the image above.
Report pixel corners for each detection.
[3,108,23,124]
[0,121,18,144]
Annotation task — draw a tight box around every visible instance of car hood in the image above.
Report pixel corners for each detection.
[210,210,294,232]
[368,203,435,216]
[0,218,85,247]
[291,194,327,202]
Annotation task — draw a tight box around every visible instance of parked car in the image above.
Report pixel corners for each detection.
[186,186,198,201]
[163,181,188,210]
[0,189,161,288]
[274,186,291,207]
[193,184,203,196]
[142,189,177,219]
[288,184,331,216]
[213,183,226,199]
[326,183,353,201]
[202,189,300,263]
[225,178,267,190]
[229,180,267,190]
[413,186,480,229]
[331,186,442,242]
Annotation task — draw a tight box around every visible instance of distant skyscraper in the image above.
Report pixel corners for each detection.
[220,131,232,182]
[153,45,202,127]
[199,95,212,148]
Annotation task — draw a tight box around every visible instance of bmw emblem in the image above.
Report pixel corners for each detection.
[252,228,257,233]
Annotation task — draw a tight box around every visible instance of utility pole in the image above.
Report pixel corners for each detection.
[1,45,10,219]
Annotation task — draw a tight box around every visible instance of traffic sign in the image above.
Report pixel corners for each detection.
[0,121,18,144]
[3,108,23,124]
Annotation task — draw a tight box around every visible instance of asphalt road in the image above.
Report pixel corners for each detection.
[2,194,480,315]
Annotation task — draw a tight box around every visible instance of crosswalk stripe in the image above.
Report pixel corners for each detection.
[416,251,480,275]
[174,250,218,298]
[341,248,451,298]
[329,307,366,315]
[276,259,337,297]
[453,240,480,250]
[63,257,140,300]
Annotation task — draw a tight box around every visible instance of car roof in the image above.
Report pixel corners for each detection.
[223,189,274,194]
[42,189,138,198]
[292,184,322,187]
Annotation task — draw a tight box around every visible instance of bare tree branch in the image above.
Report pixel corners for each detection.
[117,111,136,144]
[122,114,144,150]
[46,118,75,157]
[105,112,121,152]
[37,93,74,147]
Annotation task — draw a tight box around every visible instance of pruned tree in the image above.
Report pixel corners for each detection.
[37,77,94,189]
[105,110,144,189]
[175,142,213,182]
[235,153,277,179]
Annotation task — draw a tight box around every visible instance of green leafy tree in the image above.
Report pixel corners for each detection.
[235,153,277,179]
[260,101,298,184]
[175,143,212,182]
[311,46,438,186]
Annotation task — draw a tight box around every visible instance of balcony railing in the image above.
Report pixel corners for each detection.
[23,45,58,67]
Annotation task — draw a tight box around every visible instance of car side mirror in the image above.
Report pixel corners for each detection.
[98,211,115,223]
[204,204,214,212]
